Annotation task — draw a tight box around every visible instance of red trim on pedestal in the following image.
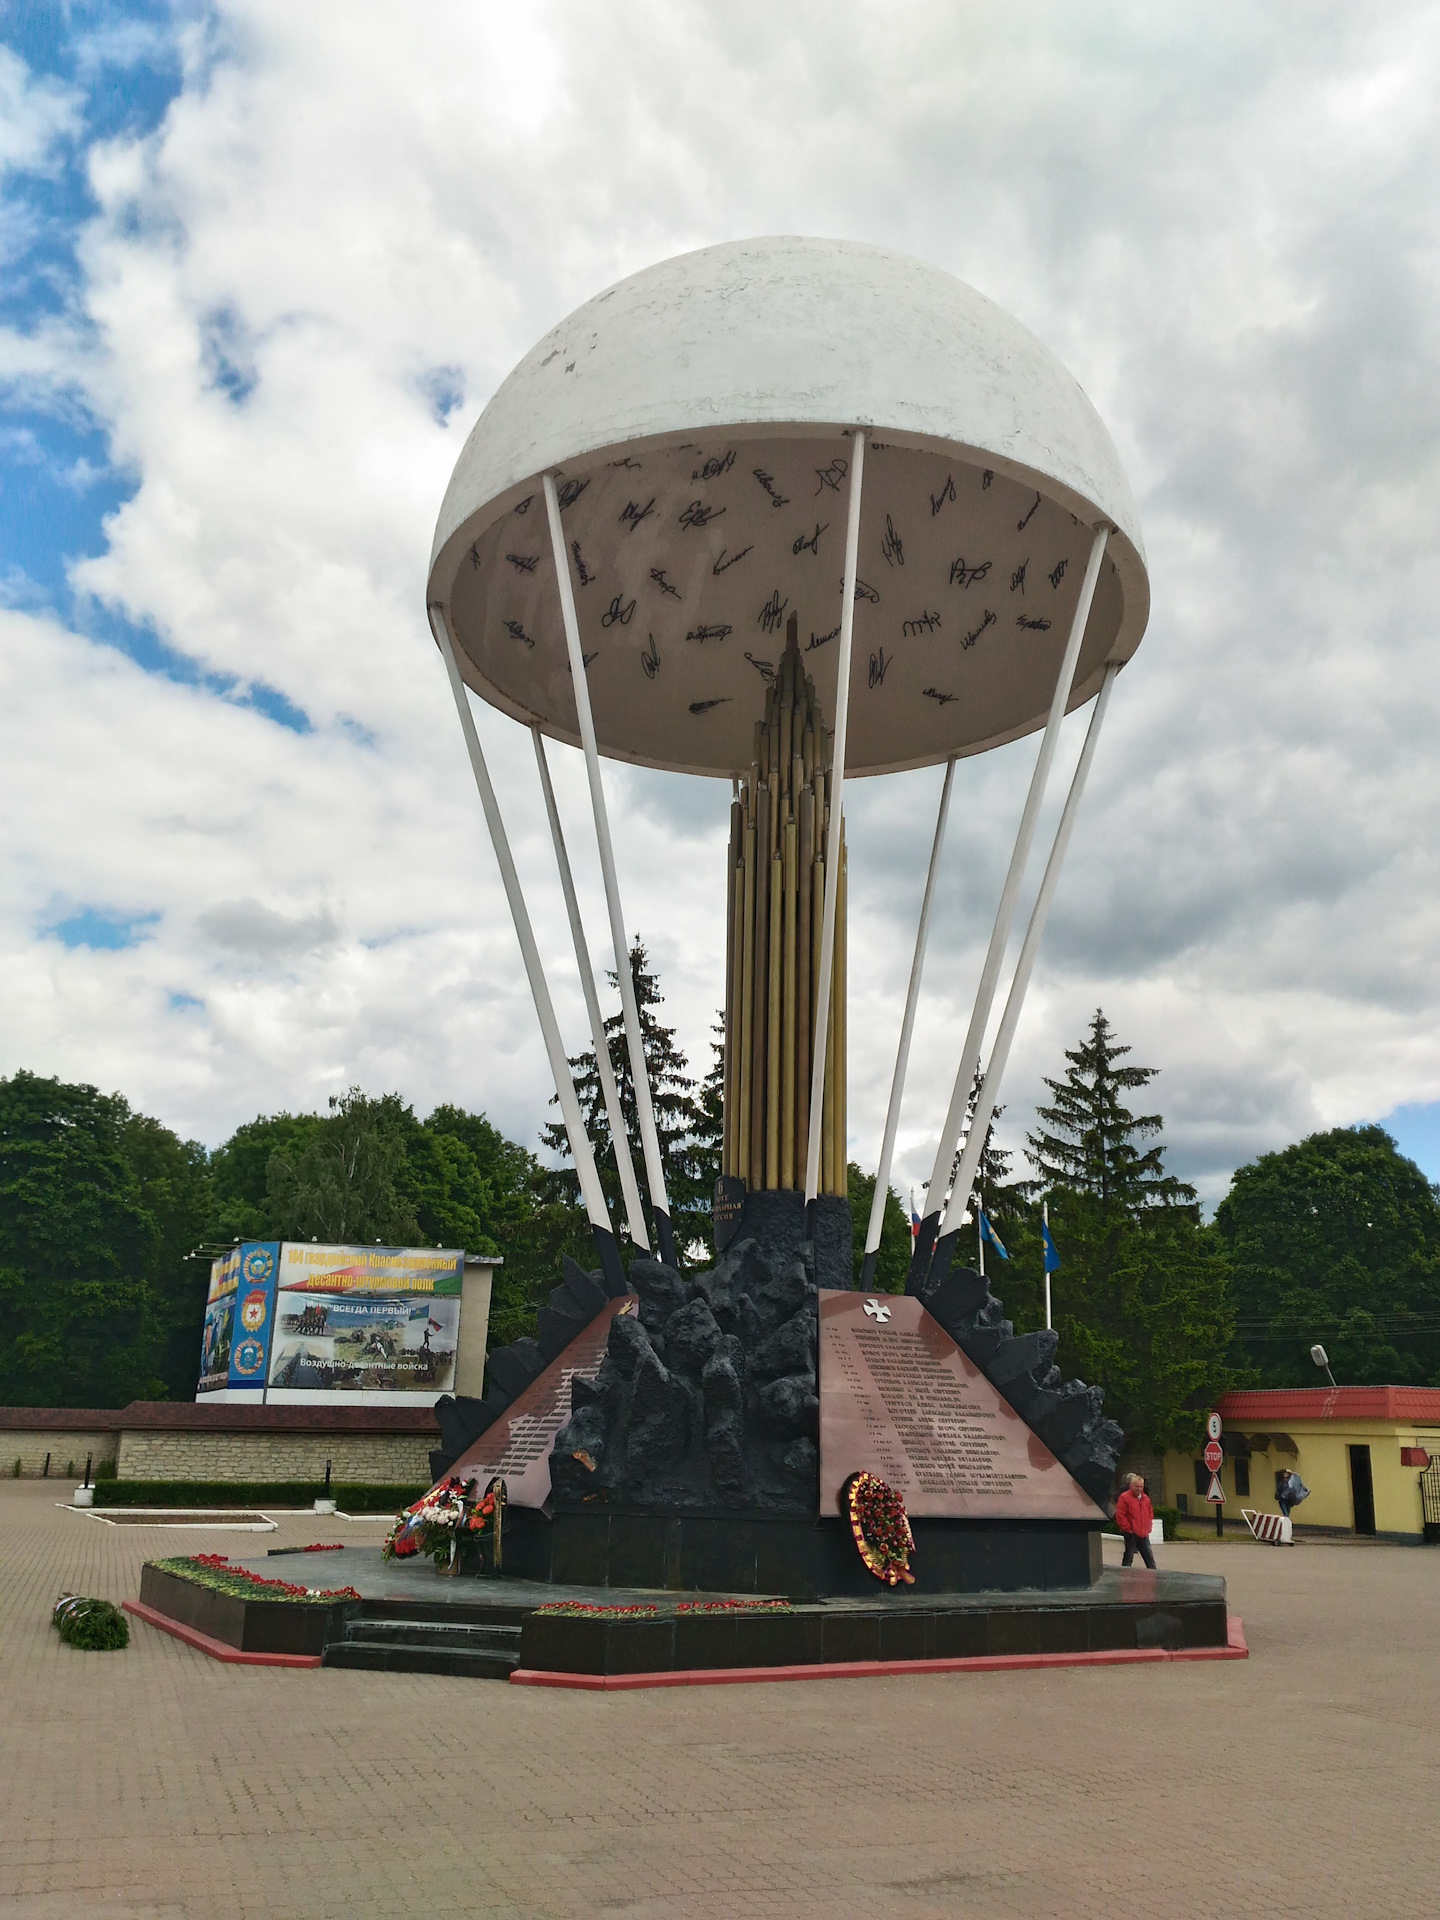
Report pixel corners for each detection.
[509,1614,1249,1690]
[122,1599,322,1667]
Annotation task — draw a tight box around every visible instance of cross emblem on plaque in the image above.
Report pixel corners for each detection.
[863,1298,892,1322]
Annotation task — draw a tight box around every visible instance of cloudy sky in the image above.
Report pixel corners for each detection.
[3,1,1439,1211]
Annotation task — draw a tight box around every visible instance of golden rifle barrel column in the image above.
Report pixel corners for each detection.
[721,619,846,1197]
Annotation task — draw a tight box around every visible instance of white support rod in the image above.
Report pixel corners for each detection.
[860,755,955,1280]
[427,605,614,1243]
[532,727,652,1253]
[939,661,1120,1238]
[543,472,676,1267]
[805,429,866,1204]
[1043,1199,1053,1332]
[910,523,1110,1277]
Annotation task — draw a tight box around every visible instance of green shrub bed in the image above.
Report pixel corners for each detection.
[53,1595,130,1650]
[94,1480,424,1512]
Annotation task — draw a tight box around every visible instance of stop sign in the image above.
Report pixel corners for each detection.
[1203,1439,1223,1473]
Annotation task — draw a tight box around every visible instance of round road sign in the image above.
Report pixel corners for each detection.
[1203,1438,1224,1473]
[1206,1412,1223,1442]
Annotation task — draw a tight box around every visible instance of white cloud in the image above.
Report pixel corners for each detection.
[0,45,78,179]
[1,1,1439,1211]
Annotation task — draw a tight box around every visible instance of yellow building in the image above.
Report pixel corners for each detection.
[1161,1388,1440,1543]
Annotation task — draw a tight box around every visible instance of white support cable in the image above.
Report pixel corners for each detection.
[542,473,676,1265]
[860,755,955,1281]
[804,429,866,1204]
[428,605,613,1240]
[532,727,651,1252]
[911,524,1110,1275]
[939,662,1121,1237]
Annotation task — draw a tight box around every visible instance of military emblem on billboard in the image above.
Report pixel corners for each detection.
[242,1246,275,1283]
[231,1336,267,1378]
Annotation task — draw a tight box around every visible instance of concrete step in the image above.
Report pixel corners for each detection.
[323,1637,519,1679]
[344,1618,522,1653]
[351,1598,519,1628]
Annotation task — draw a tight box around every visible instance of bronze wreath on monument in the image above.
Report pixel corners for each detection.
[842,1471,916,1587]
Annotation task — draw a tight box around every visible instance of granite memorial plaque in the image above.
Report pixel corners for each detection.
[818,1290,1103,1520]
[447,1296,637,1508]
[712,1175,746,1252]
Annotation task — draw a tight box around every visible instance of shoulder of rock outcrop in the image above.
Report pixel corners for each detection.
[915,1237,1122,1513]
[427,1253,627,1483]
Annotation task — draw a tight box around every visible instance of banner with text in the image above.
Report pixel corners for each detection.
[266,1244,464,1396]
[197,1249,240,1394]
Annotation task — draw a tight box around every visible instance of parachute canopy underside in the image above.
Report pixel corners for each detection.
[428,238,1150,778]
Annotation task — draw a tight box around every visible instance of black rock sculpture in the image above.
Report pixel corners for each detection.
[434,1189,1122,1516]
[550,1204,833,1514]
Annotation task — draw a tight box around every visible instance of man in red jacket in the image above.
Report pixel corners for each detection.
[1114,1473,1155,1569]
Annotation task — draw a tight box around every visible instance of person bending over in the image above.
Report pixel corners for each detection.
[1114,1473,1156,1569]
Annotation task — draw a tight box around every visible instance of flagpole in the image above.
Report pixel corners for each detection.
[1043,1199,1052,1331]
[976,1190,985,1279]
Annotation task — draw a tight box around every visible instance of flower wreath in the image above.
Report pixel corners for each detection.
[383,1476,500,1568]
[843,1472,915,1587]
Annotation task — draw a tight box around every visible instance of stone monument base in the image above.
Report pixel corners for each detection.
[131,1546,1235,1681]
[478,1505,1101,1598]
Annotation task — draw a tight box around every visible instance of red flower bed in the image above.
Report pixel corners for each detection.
[156,1553,361,1604]
[673,1598,794,1614]
[533,1601,660,1618]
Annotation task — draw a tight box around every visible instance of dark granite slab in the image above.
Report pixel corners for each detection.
[209,1544,1228,1677]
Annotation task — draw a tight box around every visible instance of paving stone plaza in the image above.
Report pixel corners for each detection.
[4,1481,1436,1920]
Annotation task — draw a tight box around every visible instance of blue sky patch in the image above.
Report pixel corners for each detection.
[0,7,311,737]
[45,906,161,950]
[1378,1102,1440,1187]
[418,365,466,425]
[1,8,188,605]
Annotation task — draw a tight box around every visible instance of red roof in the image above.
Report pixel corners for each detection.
[0,1400,438,1434]
[1217,1387,1440,1424]
[0,1408,128,1431]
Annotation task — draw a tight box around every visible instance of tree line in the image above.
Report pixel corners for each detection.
[3,946,1439,1451]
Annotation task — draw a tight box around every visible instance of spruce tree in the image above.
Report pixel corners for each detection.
[691,1019,726,1198]
[1025,1010,1195,1215]
[931,1073,1021,1230]
[542,939,711,1260]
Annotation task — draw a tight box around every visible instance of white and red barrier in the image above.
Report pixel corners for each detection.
[1241,1509,1292,1545]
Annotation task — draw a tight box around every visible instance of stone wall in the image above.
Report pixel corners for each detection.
[115,1430,431,1484]
[2,1431,120,1480]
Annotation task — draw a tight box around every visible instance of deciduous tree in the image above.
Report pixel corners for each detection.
[1217,1125,1440,1386]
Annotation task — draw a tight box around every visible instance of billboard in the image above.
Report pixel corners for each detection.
[197,1249,240,1394]
[266,1245,464,1398]
[226,1242,279,1389]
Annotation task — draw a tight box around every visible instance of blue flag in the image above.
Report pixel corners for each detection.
[978,1209,1009,1260]
[1042,1221,1061,1273]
